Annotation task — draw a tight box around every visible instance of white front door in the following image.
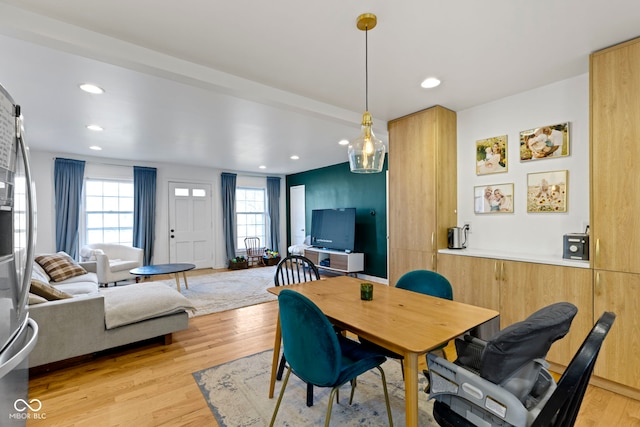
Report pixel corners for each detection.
[290,185,306,246]
[168,181,213,268]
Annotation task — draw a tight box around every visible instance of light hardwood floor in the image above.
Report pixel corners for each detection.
[27,277,640,426]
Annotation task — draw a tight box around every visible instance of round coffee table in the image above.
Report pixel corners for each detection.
[130,263,195,292]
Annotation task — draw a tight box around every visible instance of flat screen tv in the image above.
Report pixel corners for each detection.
[310,208,356,252]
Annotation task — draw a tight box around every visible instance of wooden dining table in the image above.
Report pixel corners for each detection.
[267,275,499,427]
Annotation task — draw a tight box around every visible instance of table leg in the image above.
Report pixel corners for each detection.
[269,312,282,398]
[403,352,419,427]
[174,273,181,292]
[182,271,189,289]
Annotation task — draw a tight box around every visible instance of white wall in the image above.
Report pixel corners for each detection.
[28,151,286,268]
[455,73,589,259]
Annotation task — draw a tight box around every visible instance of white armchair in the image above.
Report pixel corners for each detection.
[80,243,144,286]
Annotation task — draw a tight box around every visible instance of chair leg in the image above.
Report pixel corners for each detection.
[376,366,394,427]
[349,377,357,405]
[277,353,314,406]
[276,354,287,380]
[325,387,340,427]
[306,383,314,407]
[269,366,292,427]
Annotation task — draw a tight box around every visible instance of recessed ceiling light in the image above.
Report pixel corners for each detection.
[290,155,299,160]
[420,77,441,89]
[259,165,266,169]
[86,124,103,131]
[79,83,104,94]
[338,139,349,146]
[89,146,102,151]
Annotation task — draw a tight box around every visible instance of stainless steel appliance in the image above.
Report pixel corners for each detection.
[0,83,38,426]
[447,226,467,249]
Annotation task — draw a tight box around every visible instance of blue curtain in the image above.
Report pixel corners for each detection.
[266,176,281,253]
[221,173,237,261]
[133,166,157,265]
[54,158,85,258]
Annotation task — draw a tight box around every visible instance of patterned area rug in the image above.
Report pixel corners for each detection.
[159,266,277,317]
[193,349,437,426]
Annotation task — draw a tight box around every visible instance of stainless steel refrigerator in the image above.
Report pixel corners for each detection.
[0,83,38,427]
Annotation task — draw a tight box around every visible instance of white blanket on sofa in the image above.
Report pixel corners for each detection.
[101,282,195,329]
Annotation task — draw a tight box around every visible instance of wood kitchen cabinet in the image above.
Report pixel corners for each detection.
[498,260,593,367]
[388,106,457,286]
[438,253,593,367]
[592,270,640,390]
[591,37,640,274]
[437,253,499,311]
[590,37,640,395]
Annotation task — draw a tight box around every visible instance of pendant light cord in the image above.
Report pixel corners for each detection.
[365,26,369,112]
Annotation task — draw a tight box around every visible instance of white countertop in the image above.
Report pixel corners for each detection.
[438,248,591,269]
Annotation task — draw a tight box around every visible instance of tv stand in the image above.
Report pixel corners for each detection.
[304,247,364,275]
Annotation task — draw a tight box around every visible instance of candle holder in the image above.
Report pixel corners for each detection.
[360,283,373,301]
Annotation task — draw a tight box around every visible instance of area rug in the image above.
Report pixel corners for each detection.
[193,349,436,426]
[159,266,277,317]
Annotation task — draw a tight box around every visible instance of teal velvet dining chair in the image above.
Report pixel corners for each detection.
[359,269,454,381]
[274,254,321,407]
[269,289,394,427]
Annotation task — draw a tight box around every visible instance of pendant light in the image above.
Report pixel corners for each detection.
[348,13,385,174]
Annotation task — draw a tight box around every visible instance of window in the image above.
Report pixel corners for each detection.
[236,187,266,249]
[83,179,134,245]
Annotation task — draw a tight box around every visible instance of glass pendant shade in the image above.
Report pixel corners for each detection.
[348,111,385,173]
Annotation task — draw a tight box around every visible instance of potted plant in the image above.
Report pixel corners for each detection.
[262,249,281,266]
[229,256,248,270]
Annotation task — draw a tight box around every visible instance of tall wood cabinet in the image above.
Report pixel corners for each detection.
[388,106,457,286]
[590,37,640,391]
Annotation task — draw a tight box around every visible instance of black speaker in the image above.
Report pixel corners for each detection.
[563,233,589,260]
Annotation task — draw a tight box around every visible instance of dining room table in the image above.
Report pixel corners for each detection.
[267,275,499,427]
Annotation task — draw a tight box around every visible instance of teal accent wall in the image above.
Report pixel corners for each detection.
[286,160,388,279]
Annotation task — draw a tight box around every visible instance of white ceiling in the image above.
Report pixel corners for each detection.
[0,1,639,175]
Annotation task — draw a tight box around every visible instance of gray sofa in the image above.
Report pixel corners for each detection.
[29,260,193,368]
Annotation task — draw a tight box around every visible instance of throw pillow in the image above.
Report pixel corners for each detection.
[28,292,48,305]
[30,278,72,301]
[35,252,87,282]
[31,262,51,283]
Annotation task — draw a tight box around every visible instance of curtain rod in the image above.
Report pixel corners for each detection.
[53,156,135,169]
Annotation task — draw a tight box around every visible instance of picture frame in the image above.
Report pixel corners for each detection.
[474,183,514,214]
[519,122,569,161]
[476,135,508,175]
[527,170,568,213]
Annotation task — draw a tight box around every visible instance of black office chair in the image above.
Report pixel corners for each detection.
[427,303,615,427]
[273,254,321,406]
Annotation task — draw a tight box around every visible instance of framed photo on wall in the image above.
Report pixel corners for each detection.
[476,135,508,175]
[519,122,570,161]
[474,183,514,214]
[527,170,568,213]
